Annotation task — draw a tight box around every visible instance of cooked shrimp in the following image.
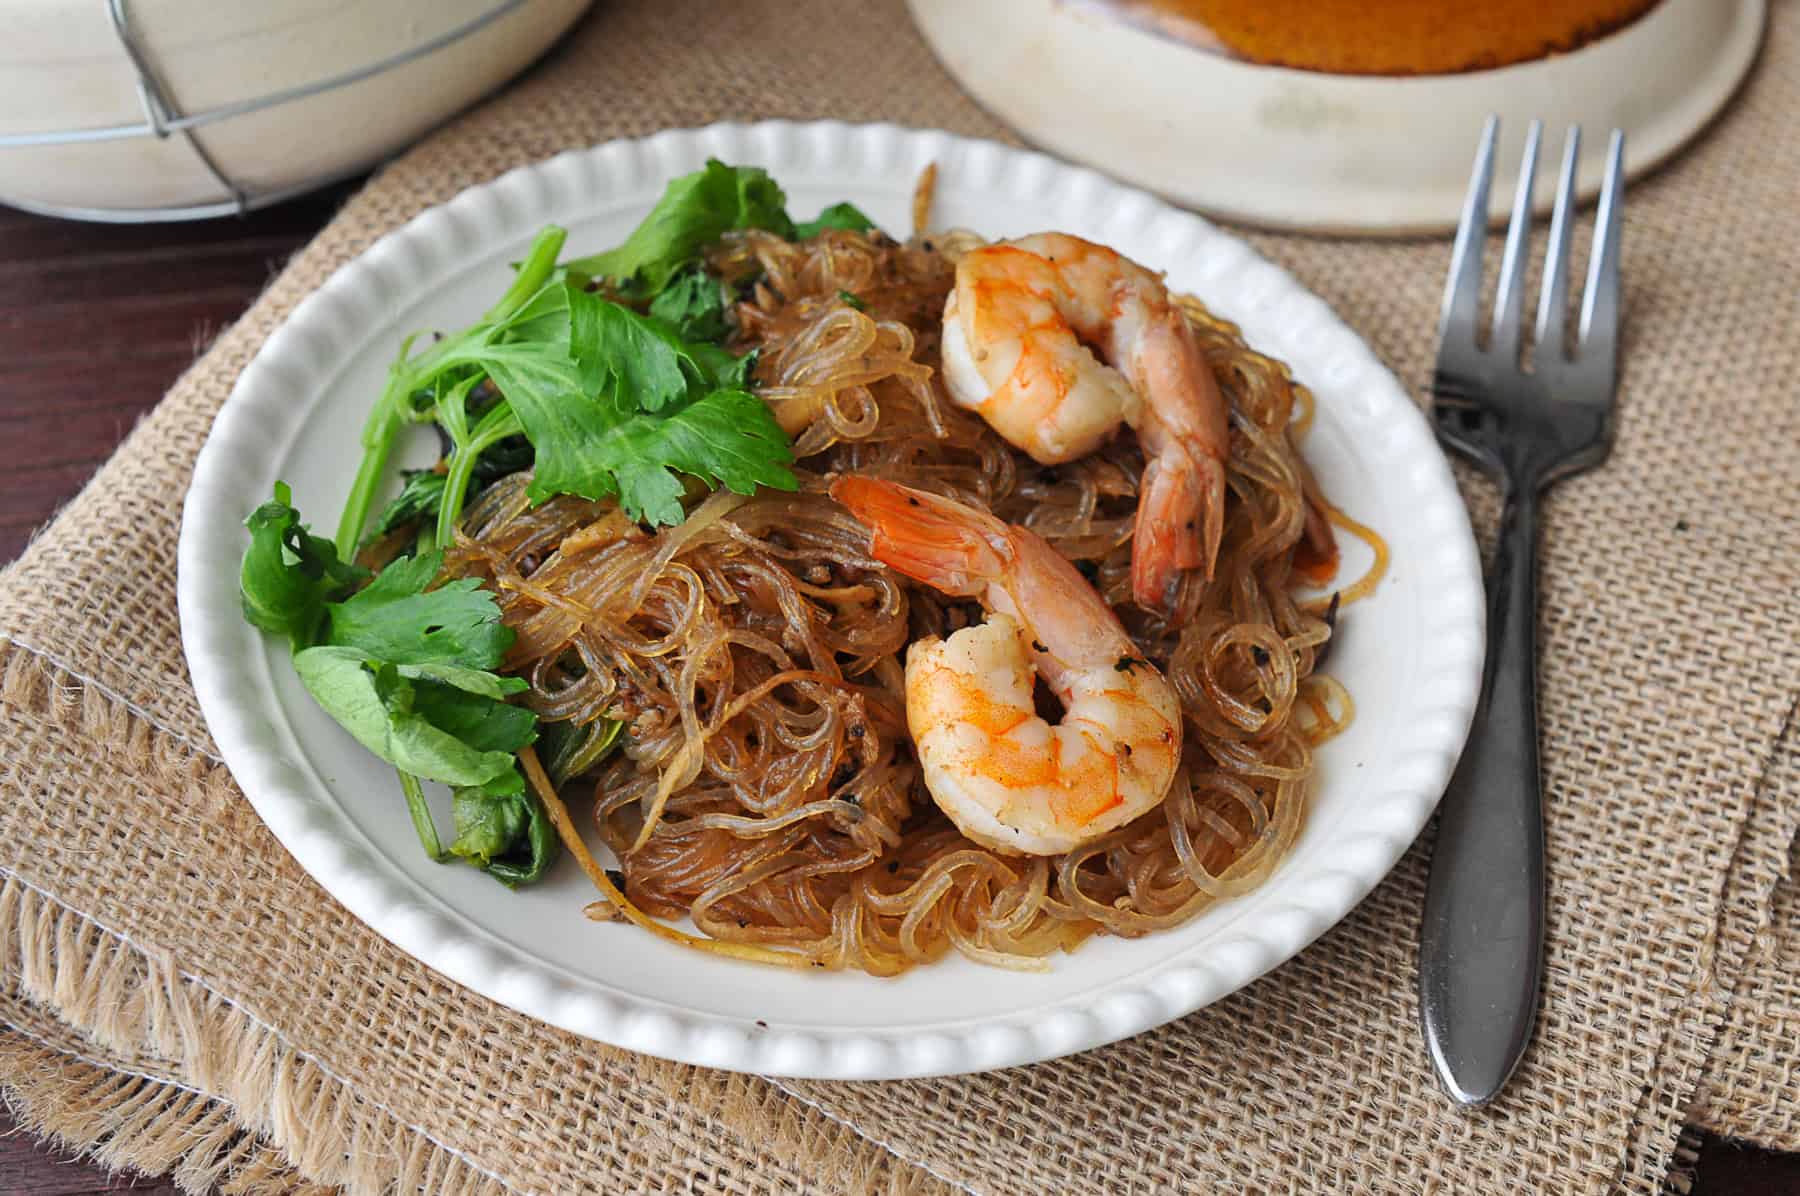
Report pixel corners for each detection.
[940,233,1230,610]
[830,477,1182,856]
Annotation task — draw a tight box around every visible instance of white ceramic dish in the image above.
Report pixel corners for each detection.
[907,0,1763,234]
[178,122,1484,1079]
[0,0,589,221]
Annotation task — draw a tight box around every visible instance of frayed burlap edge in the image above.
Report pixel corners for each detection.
[1685,704,1800,1152]
[1618,699,1800,1183]
[0,637,958,1196]
[0,1016,324,1196]
[1661,1127,1704,1196]
[0,880,515,1194]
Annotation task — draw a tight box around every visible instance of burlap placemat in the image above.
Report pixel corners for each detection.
[1689,718,1800,1149]
[1,1,1797,1191]
[0,989,319,1195]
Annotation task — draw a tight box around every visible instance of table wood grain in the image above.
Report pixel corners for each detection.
[0,194,1795,1195]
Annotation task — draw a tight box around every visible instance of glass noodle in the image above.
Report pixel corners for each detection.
[439,215,1383,975]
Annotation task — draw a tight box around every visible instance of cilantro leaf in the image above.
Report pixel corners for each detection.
[688,344,759,390]
[291,648,528,787]
[795,202,876,239]
[509,377,795,525]
[365,470,447,545]
[410,675,537,753]
[647,265,730,342]
[450,766,559,887]
[600,387,797,520]
[563,160,795,294]
[450,770,528,865]
[539,717,625,786]
[336,226,567,557]
[241,483,367,651]
[483,289,792,523]
[566,283,692,411]
[323,550,515,669]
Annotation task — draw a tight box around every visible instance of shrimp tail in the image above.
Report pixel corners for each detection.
[829,477,1008,596]
[1131,449,1225,608]
[1195,451,1226,576]
[1293,449,1341,576]
[1302,493,1336,561]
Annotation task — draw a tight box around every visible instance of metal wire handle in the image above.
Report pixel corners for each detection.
[0,0,529,220]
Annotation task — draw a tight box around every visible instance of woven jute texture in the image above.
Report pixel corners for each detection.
[0,988,321,1196]
[1,0,1797,1191]
[1688,717,1800,1150]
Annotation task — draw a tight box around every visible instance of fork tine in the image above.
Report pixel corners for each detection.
[1490,120,1542,360]
[1578,130,1626,366]
[1534,126,1581,361]
[1439,115,1499,348]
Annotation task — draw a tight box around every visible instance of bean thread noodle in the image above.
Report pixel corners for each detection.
[439,222,1384,974]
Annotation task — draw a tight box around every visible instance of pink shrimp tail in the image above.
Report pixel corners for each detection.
[1292,452,1342,584]
[1131,448,1225,610]
[829,477,1007,597]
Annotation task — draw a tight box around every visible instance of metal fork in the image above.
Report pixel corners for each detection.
[1417,116,1624,1105]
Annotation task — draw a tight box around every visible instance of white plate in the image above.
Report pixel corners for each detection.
[907,0,1764,234]
[178,122,1484,1079]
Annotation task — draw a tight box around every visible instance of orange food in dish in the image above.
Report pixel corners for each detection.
[1126,0,1662,75]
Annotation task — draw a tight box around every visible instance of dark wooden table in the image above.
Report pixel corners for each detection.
[1,194,1796,1195]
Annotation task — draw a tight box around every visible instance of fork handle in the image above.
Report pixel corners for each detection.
[1418,481,1545,1105]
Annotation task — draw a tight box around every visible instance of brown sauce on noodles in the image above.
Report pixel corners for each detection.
[440,226,1374,975]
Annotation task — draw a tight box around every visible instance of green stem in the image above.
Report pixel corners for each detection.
[334,226,565,561]
[434,405,523,549]
[488,226,567,323]
[335,394,406,560]
[399,770,449,862]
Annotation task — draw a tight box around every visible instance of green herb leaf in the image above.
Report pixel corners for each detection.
[291,647,525,787]
[396,661,530,702]
[601,387,797,519]
[299,545,534,787]
[510,378,795,525]
[647,265,730,342]
[451,767,559,887]
[566,283,692,412]
[481,799,558,886]
[449,770,528,866]
[497,277,575,346]
[836,289,867,312]
[323,550,515,670]
[365,471,448,544]
[689,344,759,390]
[459,338,583,413]
[563,160,795,293]
[539,717,625,786]
[335,227,567,558]
[795,202,876,239]
[481,289,792,524]
[408,675,538,754]
[241,483,367,651]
